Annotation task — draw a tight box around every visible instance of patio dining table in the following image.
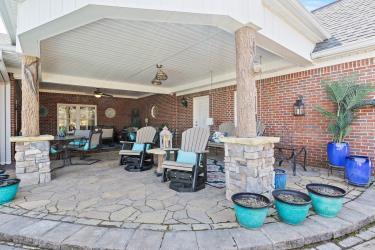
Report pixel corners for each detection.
[52,135,84,169]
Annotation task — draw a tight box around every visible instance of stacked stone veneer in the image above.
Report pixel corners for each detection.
[14,141,51,186]
[222,137,279,200]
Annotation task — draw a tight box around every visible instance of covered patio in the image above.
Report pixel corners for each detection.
[0,0,375,249]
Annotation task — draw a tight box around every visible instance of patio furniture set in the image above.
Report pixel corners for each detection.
[119,126,211,192]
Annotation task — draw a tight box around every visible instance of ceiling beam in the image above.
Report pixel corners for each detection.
[42,73,173,95]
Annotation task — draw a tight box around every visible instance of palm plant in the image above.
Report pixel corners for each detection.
[316,75,374,143]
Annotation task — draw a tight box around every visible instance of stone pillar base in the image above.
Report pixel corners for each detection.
[221,137,280,200]
[11,136,53,186]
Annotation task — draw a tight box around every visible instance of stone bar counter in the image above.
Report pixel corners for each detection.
[221,137,280,200]
[10,135,54,186]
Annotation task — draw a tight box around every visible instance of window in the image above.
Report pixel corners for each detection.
[57,104,97,132]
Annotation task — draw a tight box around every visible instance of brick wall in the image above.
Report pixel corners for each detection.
[29,58,374,168]
[136,58,375,168]
[39,93,139,136]
[9,74,21,160]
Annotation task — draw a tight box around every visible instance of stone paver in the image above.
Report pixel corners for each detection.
[316,242,342,250]
[195,229,237,250]
[125,230,163,250]
[338,236,364,248]
[160,231,198,250]
[94,228,134,250]
[61,226,108,249]
[353,239,375,250]
[229,228,273,249]
[262,222,305,249]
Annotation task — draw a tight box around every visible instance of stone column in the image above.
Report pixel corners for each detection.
[222,137,279,200]
[10,55,53,186]
[221,27,279,200]
[235,26,257,138]
[11,136,53,186]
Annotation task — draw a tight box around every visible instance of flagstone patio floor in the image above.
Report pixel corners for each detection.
[3,151,367,231]
[0,151,374,249]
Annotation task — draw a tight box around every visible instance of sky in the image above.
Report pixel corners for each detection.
[300,0,336,11]
[0,18,7,34]
[0,0,336,35]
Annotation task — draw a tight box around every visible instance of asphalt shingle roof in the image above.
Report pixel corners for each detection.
[312,0,375,53]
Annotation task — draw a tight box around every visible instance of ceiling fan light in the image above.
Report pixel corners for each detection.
[94,94,102,98]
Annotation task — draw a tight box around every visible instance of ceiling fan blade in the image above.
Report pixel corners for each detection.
[102,93,113,98]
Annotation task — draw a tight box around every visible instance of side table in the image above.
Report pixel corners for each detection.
[147,149,166,176]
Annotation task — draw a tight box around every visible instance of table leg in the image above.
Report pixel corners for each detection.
[157,155,164,174]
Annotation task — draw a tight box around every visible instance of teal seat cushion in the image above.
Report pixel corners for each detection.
[176,150,197,165]
[132,143,151,151]
[129,132,136,141]
[50,146,59,154]
[69,139,85,147]
[82,142,97,151]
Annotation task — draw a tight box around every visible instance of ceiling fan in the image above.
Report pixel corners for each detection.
[93,88,113,98]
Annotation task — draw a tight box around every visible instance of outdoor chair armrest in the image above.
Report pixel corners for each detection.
[120,141,135,144]
[163,148,179,161]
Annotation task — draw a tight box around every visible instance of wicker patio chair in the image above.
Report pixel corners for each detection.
[119,126,157,172]
[161,127,210,192]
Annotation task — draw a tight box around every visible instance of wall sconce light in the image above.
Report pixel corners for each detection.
[293,95,305,116]
[181,97,188,108]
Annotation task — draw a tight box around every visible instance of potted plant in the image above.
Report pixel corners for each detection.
[274,168,287,189]
[316,75,374,167]
[232,192,271,229]
[306,183,346,217]
[0,174,10,180]
[0,179,20,205]
[272,189,311,225]
[345,156,372,186]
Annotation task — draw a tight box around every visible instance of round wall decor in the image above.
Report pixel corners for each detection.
[39,105,48,118]
[150,105,158,119]
[105,108,116,118]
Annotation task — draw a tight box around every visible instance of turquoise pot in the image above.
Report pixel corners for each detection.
[0,179,20,205]
[232,193,271,229]
[273,190,311,225]
[306,183,346,218]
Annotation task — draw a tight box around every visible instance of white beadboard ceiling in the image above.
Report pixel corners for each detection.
[39,18,285,96]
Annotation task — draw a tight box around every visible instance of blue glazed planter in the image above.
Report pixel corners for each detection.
[232,193,271,229]
[0,179,20,205]
[272,190,311,225]
[274,169,287,189]
[327,142,350,167]
[306,183,346,218]
[345,156,372,186]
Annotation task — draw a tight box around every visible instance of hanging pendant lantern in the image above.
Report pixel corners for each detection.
[155,64,168,81]
[151,64,168,85]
